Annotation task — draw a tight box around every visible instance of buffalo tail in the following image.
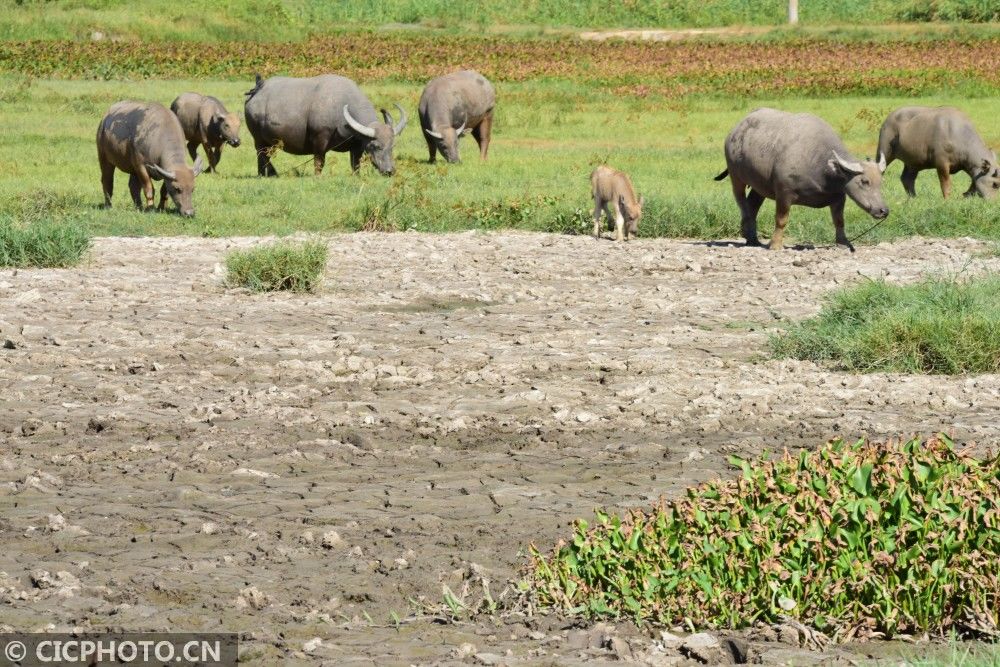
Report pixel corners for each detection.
[244,73,264,100]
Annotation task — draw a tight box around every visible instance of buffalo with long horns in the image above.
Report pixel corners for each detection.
[244,73,407,177]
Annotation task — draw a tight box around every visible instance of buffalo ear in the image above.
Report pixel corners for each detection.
[192,156,205,177]
[146,164,176,181]
[981,158,992,176]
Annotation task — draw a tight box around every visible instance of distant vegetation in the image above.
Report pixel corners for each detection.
[3,35,1000,97]
[224,240,328,292]
[1,0,998,40]
[771,275,1000,374]
[526,435,1000,636]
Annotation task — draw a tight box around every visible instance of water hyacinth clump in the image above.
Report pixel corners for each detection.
[526,436,1000,638]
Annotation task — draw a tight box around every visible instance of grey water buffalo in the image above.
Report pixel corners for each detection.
[877,106,1000,199]
[170,92,241,173]
[591,165,644,241]
[418,70,496,163]
[715,108,888,251]
[97,101,204,217]
[244,74,406,177]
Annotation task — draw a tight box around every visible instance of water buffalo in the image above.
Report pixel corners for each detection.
[244,74,406,177]
[591,165,644,241]
[97,101,204,217]
[418,70,496,163]
[170,92,241,174]
[877,106,1000,199]
[715,108,888,251]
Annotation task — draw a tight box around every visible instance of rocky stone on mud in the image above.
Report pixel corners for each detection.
[321,530,343,549]
[680,632,722,664]
[235,586,269,610]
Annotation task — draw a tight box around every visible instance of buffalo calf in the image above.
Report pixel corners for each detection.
[170,92,241,174]
[591,166,644,242]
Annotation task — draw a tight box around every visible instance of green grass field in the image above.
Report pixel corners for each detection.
[1,0,997,40]
[2,76,1000,245]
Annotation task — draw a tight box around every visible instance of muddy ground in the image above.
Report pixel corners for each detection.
[1,232,998,665]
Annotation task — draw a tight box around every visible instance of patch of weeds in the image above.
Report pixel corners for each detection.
[771,274,1000,374]
[461,194,563,230]
[224,240,328,292]
[525,435,1000,638]
[0,219,91,268]
[5,190,86,223]
[544,205,592,235]
[352,171,434,232]
[0,76,32,104]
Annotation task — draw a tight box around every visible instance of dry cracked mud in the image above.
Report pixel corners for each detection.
[1,232,998,665]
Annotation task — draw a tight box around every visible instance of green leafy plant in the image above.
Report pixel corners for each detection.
[0,219,91,268]
[526,435,1000,638]
[771,275,1000,374]
[224,240,328,292]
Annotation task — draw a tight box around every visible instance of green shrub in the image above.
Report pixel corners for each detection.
[525,435,1000,637]
[0,220,91,268]
[224,240,328,292]
[771,275,1000,374]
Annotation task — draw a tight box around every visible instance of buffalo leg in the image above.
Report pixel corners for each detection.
[769,199,791,250]
[127,174,143,209]
[158,185,168,211]
[255,141,277,177]
[614,202,626,242]
[472,111,493,160]
[592,197,604,239]
[313,154,325,176]
[99,158,115,208]
[730,177,763,246]
[212,146,223,172]
[349,147,363,172]
[187,141,199,163]
[830,195,854,251]
[900,165,918,197]
[425,136,437,164]
[136,168,155,209]
[937,165,952,198]
[203,143,218,173]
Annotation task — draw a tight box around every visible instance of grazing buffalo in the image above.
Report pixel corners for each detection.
[877,106,1000,199]
[97,101,204,217]
[170,92,241,173]
[243,74,406,177]
[418,70,495,163]
[590,165,644,241]
[715,108,888,250]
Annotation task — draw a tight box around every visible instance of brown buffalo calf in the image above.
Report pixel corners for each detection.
[591,165,644,242]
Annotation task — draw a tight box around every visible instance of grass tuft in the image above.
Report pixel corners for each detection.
[0,220,91,268]
[771,275,1000,374]
[525,435,1000,638]
[224,240,328,292]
